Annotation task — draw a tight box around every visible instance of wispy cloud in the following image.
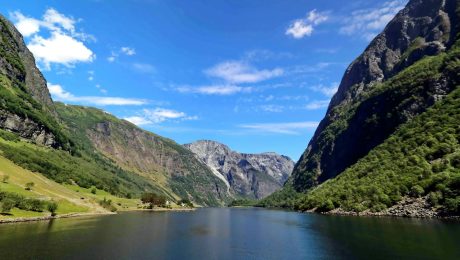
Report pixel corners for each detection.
[305,100,330,110]
[259,105,284,113]
[124,108,198,126]
[108,46,137,62]
[205,61,283,84]
[88,70,94,81]
[11,9,95,70]
[340,0,407,40]
[286,9,329,39]
[239,122,319,135]
[176,85,252,95]
[243,49,294,62]
[121,47,136,56]
[48,83,147,106]
[310,83,338,97]
[131,62,156,74]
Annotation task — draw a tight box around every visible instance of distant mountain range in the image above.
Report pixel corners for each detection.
[185,140,294,199]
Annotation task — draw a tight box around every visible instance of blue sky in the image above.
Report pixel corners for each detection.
[1,0,407,160]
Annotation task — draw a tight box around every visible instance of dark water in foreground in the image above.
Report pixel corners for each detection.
[0,208,459,259]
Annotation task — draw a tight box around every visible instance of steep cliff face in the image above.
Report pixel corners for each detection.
[0,15,55,111]
[185,140,294,199]
[56,105,230,206]
[292,0,460,191]
[0,14,61,147]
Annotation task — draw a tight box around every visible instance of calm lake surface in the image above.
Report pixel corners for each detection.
[0,208,459,259]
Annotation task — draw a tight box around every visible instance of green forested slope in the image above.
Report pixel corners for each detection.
[295,86,460,214]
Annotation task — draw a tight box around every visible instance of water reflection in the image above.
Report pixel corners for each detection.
[0,208,458,259]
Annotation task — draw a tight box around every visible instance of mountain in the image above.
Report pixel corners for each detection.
[185,140,294,199]
[0,14,229,207]
[56,105,230,206]
[262,0,460,216]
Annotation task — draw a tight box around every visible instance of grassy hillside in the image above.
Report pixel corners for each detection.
[0,131,159,198]
[0,154,101,219]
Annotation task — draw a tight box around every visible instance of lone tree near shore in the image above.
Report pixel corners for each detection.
[48,202,58,216]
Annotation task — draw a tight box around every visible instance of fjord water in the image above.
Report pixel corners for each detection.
[0,208,459,259]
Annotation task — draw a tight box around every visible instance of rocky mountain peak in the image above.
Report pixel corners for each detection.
[185,140,294,199]
[330,0,456,109]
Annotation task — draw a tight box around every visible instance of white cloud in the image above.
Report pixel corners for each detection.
[340,1,407,40]
[305,100,330,110]
[124,108,198,126]
[47,83,146,106]
[42,8,76,33]
[177,85,251,95]
[286,20,313,39]
[310,83,338,97]
[239,121,319,135]
[121,47,136,56]
[28,32,94,69]
[11,9,95,70]
[10,12,40,37]
[286,9,328,39]
[205,61,283,84]
[307,9,329,25]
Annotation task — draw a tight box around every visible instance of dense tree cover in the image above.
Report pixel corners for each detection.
[228,199,257,207]
[263,39,460,215]
[294,41,459,191]
[263,87,460,215]
[0,190,54,213]
[257,185,302,208]
[295,87,460,214]
[141,193,167,208]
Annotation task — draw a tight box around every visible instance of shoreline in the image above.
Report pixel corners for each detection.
[0,207,197,225]
[320,210,460,220]
[0,211,114,224]
[120,207,196,213]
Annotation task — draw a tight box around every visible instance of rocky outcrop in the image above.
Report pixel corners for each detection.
[0,109,56,146]
[291,0,460,191]
[327,197,441,218]
[185,140,294,199]
[0,14,59,147]
[330,0,457,108]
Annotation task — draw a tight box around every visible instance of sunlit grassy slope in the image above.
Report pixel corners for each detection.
[0,154,144,219]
